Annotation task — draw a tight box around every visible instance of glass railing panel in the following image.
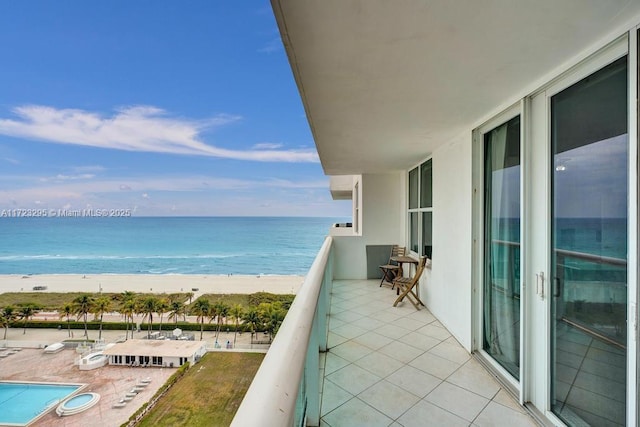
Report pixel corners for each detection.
[554,249,626,348]
[231,237,332,427]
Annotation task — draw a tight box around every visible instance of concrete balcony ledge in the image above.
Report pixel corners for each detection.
[320,280,539,427]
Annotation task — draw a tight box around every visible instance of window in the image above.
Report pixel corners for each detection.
[408,158,433,257]
[549,56,628,426]
[482,114,521,380]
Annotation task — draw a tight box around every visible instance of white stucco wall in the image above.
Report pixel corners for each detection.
[332,173,405,279]
[423,132,473,350]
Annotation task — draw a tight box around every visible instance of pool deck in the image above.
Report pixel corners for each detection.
[1,325,265,426]
[0,347,173,427]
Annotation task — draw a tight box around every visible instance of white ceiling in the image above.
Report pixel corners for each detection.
[272,0,640,175]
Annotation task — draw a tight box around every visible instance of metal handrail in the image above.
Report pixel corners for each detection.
[231,236,333,427]
[491,239,627,348]
[491,240,627,267]
[555,248,626,267]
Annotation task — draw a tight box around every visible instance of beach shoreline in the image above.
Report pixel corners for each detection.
[0,273,304,297]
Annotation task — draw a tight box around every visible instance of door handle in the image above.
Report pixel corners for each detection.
[536,272,545,300]
[553,277,561,298]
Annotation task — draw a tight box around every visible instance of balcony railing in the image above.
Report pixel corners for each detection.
[231,236,333,427]
[492,240,627,348]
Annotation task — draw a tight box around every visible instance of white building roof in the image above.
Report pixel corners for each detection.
[102,339,204,358]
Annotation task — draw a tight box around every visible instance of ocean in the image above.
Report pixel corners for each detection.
[0,217,344,275]
[492,217,627,258]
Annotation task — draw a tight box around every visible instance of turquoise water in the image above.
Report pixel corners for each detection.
[62,393,93,408]
[0,217,344,275]
[0,382,80,424]
[494,217,627,259]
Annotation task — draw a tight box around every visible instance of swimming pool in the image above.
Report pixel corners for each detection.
[65,393,93,407]
[55,392,100,416]
[0,381,83,426]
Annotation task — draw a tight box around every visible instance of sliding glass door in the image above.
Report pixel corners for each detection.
[483,115,521,380]
[550,56,628,426]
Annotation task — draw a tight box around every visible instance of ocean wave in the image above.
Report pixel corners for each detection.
[0,251,316,261]
[0,253,250,261]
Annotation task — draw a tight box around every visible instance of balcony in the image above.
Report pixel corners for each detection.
[232,237,539,426]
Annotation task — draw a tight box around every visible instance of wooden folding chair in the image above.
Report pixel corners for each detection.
[393,256,427,309]
[379,245,406,288]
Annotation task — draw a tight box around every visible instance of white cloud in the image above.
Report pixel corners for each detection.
[0,172,346,216]
[72,165,106,174]
[258,37,282,54]
[253,142,284,150]
[3,157,20,165]
[0,105,319,163]
[55,173,95,181]
[0,175,329,209]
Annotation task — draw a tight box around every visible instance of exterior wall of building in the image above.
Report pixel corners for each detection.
[108,355,181,367]
[423,133,473,350]
[108,351,203,368]
[193,346,206,362]
[332,172,405,279]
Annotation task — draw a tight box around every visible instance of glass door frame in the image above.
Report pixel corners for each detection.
[632,26,639,427]
[472,102,525,399]
[527,33,638,425]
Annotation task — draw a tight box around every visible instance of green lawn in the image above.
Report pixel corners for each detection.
[0,291,294,311]
[192,292,294,309]
[137,352,265,427]
[0,292,189,311]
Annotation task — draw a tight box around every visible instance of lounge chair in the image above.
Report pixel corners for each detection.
[379,245,406,288]
[113,399,127,408]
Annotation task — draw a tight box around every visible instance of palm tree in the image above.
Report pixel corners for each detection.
[208,303,219,343]
[121,299,137,340]
[73,294,95,338]
[156,298,169,332]
[121,290,136,302]
[230,304,244,345]
[59,303,74,337]
[190,298,211,341]
[1,306,17,339]
[18,304,38,335]
[140,296,158,338]
[258,302,285,341]
[242,307,261,342]
[168,300,185,327]
[186,292,194,304]
[93,296,111,340]
[119,291,136,339]
[213,301,229,340]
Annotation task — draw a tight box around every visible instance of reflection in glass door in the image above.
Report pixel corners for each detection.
[483,116,521,379]
[550,57,628,426]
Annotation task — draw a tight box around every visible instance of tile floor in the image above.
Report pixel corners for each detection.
[319,280,540,427]
[553,322,626,426]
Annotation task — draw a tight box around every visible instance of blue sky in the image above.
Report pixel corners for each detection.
[0,2,350,217]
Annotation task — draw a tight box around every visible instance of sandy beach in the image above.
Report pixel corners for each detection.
[0,274,304,298]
